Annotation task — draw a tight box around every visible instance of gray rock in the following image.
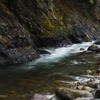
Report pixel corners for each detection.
[88,45,100,52]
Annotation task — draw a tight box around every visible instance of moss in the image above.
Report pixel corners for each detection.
[40,16,56,33]
[40,14,69,35]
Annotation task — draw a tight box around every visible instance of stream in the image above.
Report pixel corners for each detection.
[0,41,99,100]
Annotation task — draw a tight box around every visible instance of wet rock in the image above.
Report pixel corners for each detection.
[55,87,93,100]
[82,86,95,91]
[96,68,100,75]
[73,98,82,100]
[31,93,49,100]
[50,95,62,100]
[94,89,100,99]
[87,45,100,52]
[94,41,100,45]
[80,48,85,51]
[87,79,100,88]
[37,49,50,54]
[85,70,91,75]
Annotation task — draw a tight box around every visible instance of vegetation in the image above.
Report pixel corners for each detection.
[89,0,94,4]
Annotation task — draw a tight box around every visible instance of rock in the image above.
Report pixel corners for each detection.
[77,86,84,90]
[87,79,100,88]
[0,95,8,98]
[55,87,93,100]
[80,48,85,50]
[94,89,100,99]
[82,86,95,91]
[0,3,39,65]
[96,68,100,75]
[85,70,91,75]
[31,93,49,100]
[94,41,100,45]
[50,95,62,100]
[73,98,82,100]
[37,49,50,54]
[91,0,100,20]
[87,45,100,52]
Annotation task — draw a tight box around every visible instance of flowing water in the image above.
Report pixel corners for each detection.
[0,41,99,100]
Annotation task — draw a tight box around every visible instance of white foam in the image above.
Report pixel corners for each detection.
[29,41,94,65]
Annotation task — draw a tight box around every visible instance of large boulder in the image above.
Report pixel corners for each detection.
[87,45,100,52]
[55,87,93,100]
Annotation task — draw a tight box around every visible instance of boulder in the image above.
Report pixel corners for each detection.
[87,45,100,52]
[31,93,49,100]
[94,89,100,99]
[55,87,93,100]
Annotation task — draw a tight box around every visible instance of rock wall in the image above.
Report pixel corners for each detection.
[0,2,39,65]
[0,0,100,65]
[8,0,100,47]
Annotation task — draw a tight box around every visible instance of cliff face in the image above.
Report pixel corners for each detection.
[8,0,100,47]
[0,0,100,65]
[0,2,38,65]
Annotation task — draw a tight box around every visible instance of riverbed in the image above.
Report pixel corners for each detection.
[0,41,99,100]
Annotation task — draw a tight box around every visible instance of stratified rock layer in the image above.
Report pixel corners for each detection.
[0,3,39,65]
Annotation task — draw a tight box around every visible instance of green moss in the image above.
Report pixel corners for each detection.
[40,14,69,35]
[40,16,56,33]
[89,0,94,4]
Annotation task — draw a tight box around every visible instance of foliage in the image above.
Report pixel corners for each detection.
[89,0,94,4]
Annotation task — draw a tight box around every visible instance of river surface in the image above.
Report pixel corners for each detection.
[0,41,99,100]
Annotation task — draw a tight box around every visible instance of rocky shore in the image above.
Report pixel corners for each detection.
[30,43,100,100]
[31,75,100,100]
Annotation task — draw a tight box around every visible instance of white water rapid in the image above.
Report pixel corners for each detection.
[29,41,94,65]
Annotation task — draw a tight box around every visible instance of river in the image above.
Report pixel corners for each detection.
[0,41,99,100]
